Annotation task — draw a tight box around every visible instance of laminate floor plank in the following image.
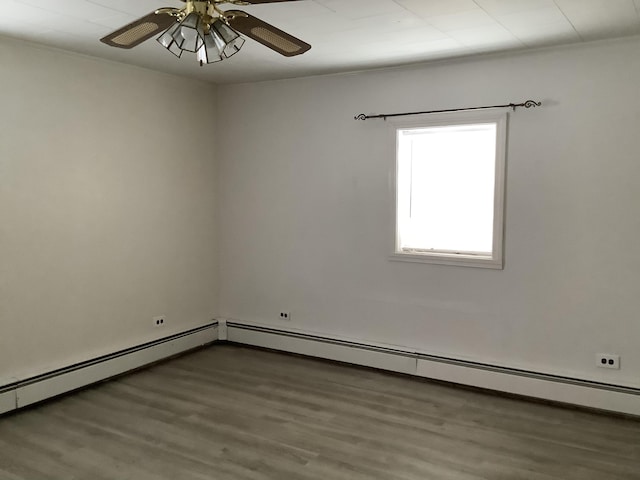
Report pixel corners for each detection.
[1,344,639,479]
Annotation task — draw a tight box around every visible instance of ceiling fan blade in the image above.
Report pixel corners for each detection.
[100,11,177,49]
[225,10,311,57]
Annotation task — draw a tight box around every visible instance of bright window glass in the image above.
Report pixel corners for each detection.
[393,112,506,268]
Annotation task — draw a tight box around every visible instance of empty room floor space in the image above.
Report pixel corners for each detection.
[0,345,639,480]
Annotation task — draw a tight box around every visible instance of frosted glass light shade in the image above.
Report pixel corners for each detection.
[156,21,183,57]
[171,12,206,52]
[210,19,245,58]
[156,15,246,64]
[197,34,224,65]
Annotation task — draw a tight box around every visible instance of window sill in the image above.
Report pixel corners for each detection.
[389,251,503,269]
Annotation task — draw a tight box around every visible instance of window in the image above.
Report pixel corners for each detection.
[391,111,507,269]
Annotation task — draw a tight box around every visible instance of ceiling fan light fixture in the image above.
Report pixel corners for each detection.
[171,12,206,52]
[210,19,245,58]
[156,21,183,57]
[209,27,228,52]
[103,2,311,66]
[224,34,245,58]
[197,33,225,65]
[159,14,247,65]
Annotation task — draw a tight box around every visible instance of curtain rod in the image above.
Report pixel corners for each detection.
[354,99,542,121]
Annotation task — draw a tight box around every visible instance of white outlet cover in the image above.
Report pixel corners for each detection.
[596,353,620,369]
[153,316,166,327]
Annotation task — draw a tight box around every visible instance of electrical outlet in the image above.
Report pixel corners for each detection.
[596,353,620,370]
[153,315,166,328]
[279,311,291,321]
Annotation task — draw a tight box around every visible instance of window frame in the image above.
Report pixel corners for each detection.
[389,110,508,269]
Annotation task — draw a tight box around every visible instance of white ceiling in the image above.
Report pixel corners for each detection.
[2,0,640,84]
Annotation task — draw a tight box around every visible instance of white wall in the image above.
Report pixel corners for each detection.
[0,38,218,381]
[216,36,640,389]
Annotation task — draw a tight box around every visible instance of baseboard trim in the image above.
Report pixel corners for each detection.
[1,322,218,414]
[223,320,640,416]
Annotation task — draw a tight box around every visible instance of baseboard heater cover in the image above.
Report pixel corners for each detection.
[224,320,640,416]
[0,389,17,416]
[3,319,638,417]
[1,322,218,414]
[226,321,417,375]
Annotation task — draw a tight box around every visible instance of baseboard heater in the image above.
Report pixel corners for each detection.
[2,319,638,418]
[0,322,218,416]
[223,320,640,417]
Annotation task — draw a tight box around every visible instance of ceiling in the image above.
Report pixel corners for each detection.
[2,0,640,84]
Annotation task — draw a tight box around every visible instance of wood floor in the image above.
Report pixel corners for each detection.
[1,345,639,479]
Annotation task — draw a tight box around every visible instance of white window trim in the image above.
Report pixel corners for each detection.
[389,110,508,269]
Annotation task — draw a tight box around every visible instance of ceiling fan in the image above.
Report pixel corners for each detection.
[100,0,311,65]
